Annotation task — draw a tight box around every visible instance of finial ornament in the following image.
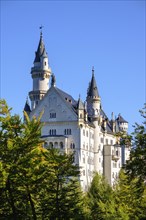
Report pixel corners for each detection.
[39,25,44,36]
[51,73,56,87]
[92,66,94,75]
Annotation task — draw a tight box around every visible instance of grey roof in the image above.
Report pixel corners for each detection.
[100,109,113,134]
[24,99,31,112]
[34,34,47,63]
[87,71,99,97]
[116,114,128,123]
[56,87,77,106]
[77,97,84,110]
[55,87,96,127]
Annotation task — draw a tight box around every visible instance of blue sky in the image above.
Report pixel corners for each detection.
[1,0,145,134]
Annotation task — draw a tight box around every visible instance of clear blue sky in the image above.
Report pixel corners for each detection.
[1,0,145,134]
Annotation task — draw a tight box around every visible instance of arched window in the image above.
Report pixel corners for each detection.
[54,142,58,148]
[73,143,75,149]
[44,142,48,148]
[49,142,53,148]
[60,142,63,149]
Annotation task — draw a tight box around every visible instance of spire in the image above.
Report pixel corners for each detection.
[87,67,99,98]
[77,95,84,110]
[24,97,31,113]
[34,28,47,63]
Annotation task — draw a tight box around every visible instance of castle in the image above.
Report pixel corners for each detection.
[24,31,130,191]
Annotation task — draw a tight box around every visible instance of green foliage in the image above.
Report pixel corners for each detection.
[1,99,146,219]
[114,104,146,220]
[126,105,146,182]
[85,172,125,220]
[0,99,84,219]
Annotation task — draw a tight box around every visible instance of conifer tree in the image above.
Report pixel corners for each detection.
[0,99,85,219]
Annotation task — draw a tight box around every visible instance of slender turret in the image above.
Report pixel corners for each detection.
[86,67,101,119]
[29,30,51,110]
[86,67,101,171]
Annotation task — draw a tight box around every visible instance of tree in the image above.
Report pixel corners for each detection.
[115,170,146,220]
[114,104,146,220]
[0,99,85,219]
[85,172,124,220]
[0,99,45,219]
[126,104,146,182]
[40,148,85,219]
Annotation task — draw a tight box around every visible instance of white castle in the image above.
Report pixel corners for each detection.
[24,32,130,191]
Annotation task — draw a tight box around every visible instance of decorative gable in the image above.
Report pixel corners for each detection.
[29,86,78,122]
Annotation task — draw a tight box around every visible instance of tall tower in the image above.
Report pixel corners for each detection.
[29,30,51,110]
[87,67,101,171]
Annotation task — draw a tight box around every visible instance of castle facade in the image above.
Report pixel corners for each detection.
[24,32,130,191]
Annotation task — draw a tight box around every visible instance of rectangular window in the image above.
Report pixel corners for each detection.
[83,129,85,136]
[64,129,71,135]
[50,113,56,118]
[110,140,113,145]
[106,139,108,145]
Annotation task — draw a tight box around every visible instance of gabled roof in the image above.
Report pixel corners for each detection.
[55,87,77,107]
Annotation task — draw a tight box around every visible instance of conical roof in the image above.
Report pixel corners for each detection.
[34,33,47,63]
[77,96,84,110]
[24,99,31,112]
[116,114,128,123]
[87,68,99,97]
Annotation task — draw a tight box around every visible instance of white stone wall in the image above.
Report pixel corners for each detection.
[29,86,129,190]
